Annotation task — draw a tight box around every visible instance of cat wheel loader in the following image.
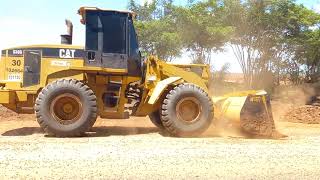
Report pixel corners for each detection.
[0,7,281,138]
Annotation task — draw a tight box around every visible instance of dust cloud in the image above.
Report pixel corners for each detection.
[272,84,320,124]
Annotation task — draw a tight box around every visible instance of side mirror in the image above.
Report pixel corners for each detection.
[87,51,96,61]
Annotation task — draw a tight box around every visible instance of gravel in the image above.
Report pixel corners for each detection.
[0,118,320,179]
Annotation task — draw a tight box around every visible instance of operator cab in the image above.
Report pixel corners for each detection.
[78,7,141,76]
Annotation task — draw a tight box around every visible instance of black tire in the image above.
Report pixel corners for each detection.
[35,79,97,137]
[148,111,165,130]
[160,84,213,137]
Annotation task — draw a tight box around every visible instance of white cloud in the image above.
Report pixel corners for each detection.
[0,16,85,52]
[211,47,242,73]
[0,14,241,73]
[0,17,58,50]
[173,46,242,73]
[313,4,320,13]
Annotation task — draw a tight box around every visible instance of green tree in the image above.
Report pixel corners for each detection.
[292,29,320,83]
[174,0,234,64]
[128,0,183,61]
[223,0,320,88]
[278,2,320,84]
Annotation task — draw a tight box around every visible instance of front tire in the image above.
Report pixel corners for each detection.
[149,111,165,130]
[160,84,213,137]
[35,79,97,137]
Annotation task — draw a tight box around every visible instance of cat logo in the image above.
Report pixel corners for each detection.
[59,49,75,59]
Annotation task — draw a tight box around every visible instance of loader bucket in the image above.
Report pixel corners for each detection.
[212,90,285,138]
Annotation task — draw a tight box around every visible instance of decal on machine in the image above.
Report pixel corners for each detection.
[11,59,22,66]
[6,68,23,73]
[7,74,21,81]
[59,49,76,59]
[51,60,71,67]
[8,49,23,57]
[7,48,84,58]
[12,50,23,55]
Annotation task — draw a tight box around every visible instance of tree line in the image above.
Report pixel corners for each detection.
[128,0,320,89]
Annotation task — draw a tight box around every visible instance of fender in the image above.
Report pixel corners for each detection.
[148,77,182,105]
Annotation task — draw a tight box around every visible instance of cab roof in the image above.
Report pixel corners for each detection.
[78,7,136,24]
[3,44,83,50]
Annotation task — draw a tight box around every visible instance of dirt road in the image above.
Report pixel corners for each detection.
[0,115,320,179]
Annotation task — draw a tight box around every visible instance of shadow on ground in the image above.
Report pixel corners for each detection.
[87,126,159,137]
[2,127,43,136]
[1,126,159,137]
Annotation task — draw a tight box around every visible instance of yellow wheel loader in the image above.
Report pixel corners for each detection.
[0,7,281,138]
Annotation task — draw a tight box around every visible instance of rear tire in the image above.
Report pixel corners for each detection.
[160,84,213,137]
[35,79,97,137]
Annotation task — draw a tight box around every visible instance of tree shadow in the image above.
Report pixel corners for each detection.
[1,126,160,137]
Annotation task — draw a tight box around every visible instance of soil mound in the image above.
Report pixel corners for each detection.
[0,106,33,121]
[284,105,320,124]
[0,106,19,118]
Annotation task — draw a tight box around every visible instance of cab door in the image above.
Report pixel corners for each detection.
[23,50,41,87]
[84,11,128,71]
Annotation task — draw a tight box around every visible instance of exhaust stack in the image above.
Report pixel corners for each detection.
[60,19,73,45]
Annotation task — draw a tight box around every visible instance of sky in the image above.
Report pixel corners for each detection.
[0,0,319,73]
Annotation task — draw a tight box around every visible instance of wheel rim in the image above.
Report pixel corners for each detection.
[176,97,202,123]
[50,93,83,125]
